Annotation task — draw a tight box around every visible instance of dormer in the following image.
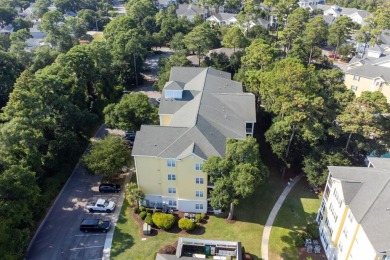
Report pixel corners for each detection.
[163,81,184,99]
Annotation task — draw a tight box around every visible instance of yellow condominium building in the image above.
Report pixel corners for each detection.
[316,157,390,260]
[131,67,256,213]
[344,49,390,103]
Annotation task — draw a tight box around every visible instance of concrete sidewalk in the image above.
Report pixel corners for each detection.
[102,169,133,260]
[261,175,302,260]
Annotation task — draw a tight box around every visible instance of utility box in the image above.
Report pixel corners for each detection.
[143,223,151,235]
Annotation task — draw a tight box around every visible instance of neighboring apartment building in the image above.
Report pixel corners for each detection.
[344,49,390,103]
[132,67,256,213]
[316,158,390,260]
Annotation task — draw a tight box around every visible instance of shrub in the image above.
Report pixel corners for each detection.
[293,231,305,247]
[195,213,201,223]
[145,213,153,225]
[133,207,140,214]
[139,211,147,220]
[152,212,175,230]
[139,206,145,212]
[178,218,196,231]
[307,223,319,238]
[158,245,176,254]
[200,213,206,219]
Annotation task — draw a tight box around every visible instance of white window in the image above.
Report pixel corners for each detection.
[339,241,343,253]
[348,211,353,222]
[168,173,176,181]
[195,204,204,210]
[195,163,203,171]
[343,227,348,238]
[196,177,204,184]
[168,187,176,194]
[333,189,343,207]
[168,200,177,207]
[167,160,176,167]
[196,190,204,197]
[353,75,360,81]
[351,85,358,91]
[329,203,338,222]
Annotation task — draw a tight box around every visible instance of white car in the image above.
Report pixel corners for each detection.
[86,199,116,213]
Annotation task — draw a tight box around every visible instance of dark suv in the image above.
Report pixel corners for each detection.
[79,219,111,233]
[99,183,121,193]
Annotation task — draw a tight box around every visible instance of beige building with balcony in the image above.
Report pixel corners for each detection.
[316,158,390,260]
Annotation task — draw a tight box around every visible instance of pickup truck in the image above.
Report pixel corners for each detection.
[86,199,116,213]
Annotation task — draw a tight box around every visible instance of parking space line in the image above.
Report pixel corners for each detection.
[74,234,107,237]
[70,245,104,251]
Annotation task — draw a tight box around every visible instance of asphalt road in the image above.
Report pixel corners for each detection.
[26,126,121,260]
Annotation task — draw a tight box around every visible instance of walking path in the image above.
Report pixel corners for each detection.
[261,175,303,260]
[102,170,133,260]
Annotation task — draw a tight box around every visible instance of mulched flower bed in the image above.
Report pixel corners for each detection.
[131,208,209,238]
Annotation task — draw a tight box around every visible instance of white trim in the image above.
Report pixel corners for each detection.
[195,177,204,184]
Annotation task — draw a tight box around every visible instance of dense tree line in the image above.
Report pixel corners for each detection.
[0,1,159,256]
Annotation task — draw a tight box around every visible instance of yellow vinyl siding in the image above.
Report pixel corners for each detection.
[381,82,390,103]
[344,74,375,97]
[176,156,207,200]
[134,157,162,195]
[333,207,348,247]
[160,114,172,126]
[345,74,390,103]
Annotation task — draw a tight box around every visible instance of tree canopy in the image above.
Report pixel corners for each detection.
[203,136,268,220]
[82,135,132,179]
[104,92,158,131]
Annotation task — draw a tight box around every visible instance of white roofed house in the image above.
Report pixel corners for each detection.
[206,13,237,26]
[313,4,371,26]
[131,67,256,213]
[316,158,390,259]
[176,4,208,21]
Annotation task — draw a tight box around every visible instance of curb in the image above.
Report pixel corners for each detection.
[25,124,106,258]
[102,171,133,260]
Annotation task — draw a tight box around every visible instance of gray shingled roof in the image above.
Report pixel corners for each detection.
[328,161,390,252]
[176,4,207,17]
[209,12,237,22]
[367,157,390,169]
[207,47,242,58]
[164,81,184,90]
[345,55,390,81]
[132,67,256,160]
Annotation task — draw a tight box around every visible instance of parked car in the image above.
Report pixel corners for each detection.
[86,198,116,213]
[79,218,111,233]
[328,52,340,59]
[125,131,136,142]
[99,183,121,193]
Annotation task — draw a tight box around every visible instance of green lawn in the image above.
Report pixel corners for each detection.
[268,180,322,260]
[111,172,286,260]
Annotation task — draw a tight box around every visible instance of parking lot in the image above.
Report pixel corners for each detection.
[26,126,126,260]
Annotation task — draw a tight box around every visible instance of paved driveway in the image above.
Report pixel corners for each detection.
[26,126,122,260]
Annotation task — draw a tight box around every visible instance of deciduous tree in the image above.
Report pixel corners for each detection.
[203,136,268,220]
[82,135,132,179]
[103,92,158,131]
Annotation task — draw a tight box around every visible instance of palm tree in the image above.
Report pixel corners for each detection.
[125,183,145,209]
